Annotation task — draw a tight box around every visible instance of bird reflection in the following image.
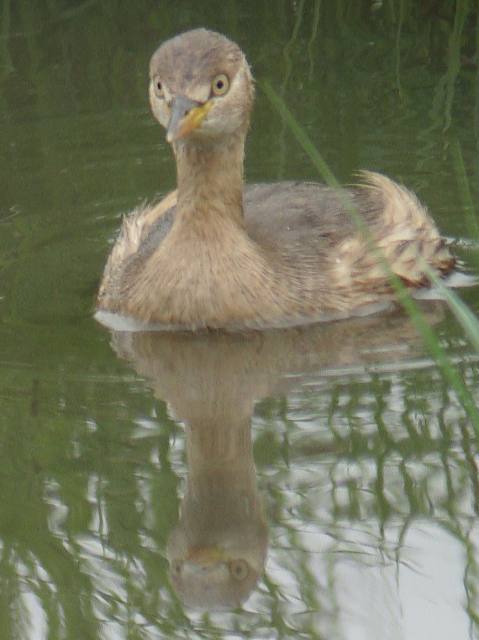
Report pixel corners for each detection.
[107,304,444,610]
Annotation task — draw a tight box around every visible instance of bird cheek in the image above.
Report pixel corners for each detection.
[149,85,171,129]
[159,103,172,129]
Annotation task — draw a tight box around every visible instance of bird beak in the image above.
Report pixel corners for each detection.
[186,546,226,564]
[166,96,213,143]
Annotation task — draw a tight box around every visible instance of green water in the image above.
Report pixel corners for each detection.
[1,1,479,638]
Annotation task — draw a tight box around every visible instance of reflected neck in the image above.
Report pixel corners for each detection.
[185,418,258,510]
[173,132,246,228]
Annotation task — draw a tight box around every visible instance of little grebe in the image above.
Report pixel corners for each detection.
[96,28,456,331]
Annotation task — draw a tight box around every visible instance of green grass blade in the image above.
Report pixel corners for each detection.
[262,80,479,428]
[426,266,479,352]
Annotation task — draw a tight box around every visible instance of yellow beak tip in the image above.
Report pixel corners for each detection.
[167,101,213,143]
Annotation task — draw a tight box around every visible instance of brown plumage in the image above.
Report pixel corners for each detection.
[96,28,456,331]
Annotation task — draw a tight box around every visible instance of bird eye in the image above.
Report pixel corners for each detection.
[154,76,164,98]
[211,73,230,97]
[228,559,249,581]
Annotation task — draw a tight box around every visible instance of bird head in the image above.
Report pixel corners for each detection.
[149,29,254,145]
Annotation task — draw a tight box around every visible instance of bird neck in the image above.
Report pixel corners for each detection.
[174,133,246,229]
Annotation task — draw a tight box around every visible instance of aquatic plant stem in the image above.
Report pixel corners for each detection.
[262,80,479,429]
